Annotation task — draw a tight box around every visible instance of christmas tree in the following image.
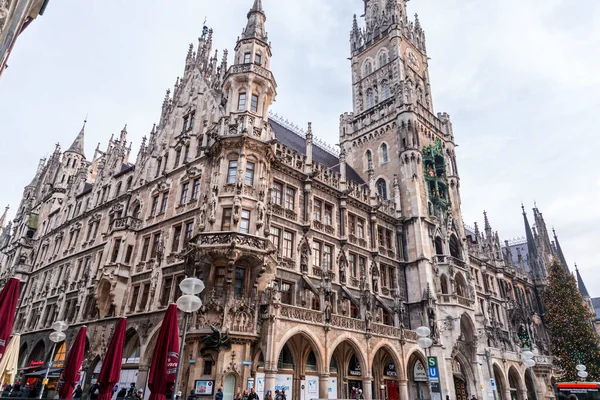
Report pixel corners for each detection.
[542,259,600,381]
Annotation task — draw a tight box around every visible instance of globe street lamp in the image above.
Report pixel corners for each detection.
[417,326,434,400]
[173,277,204,400]
[39,321,68,399]
[576,364,588,381]
[521,349,538,400]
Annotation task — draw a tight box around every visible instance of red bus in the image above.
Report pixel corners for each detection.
[557,383,600,400]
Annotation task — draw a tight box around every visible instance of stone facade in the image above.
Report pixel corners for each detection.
[0,1,580,400]
[0,0,48,77]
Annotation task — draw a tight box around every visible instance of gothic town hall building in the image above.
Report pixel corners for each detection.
[0,1,575,400]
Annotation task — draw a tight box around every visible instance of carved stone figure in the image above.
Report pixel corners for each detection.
[339,254,347,283]
[365,309,373,331]
[371,261,379,292]
[300,244,309,273]
[256,201,265,225]
[324,299,332,323]
[200,325,231,356]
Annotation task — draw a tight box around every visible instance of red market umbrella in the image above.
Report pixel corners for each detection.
[98,318,127,400]
[0,278,20,364]
[58,326,87,400]
[148,304,180,400]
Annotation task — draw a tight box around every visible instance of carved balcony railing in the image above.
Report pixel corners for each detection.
[439,294,474,309]
[193,232,269,253]
[111,216,142,233]
[279,304,324,325]
[371,322,403,338]
[330,314,365,331]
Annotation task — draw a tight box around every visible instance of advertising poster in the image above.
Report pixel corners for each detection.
[195,380,215,396]
[275,374,293,400]
[255,373,265,400]
[304,376,318,400]
[328,378,337,400]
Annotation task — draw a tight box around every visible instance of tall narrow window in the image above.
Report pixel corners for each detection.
[379,52,388,67]
[245,162,255,185]
[160,277,173,306]
[156,158,162,178]
[283,231,294,259]
[255,54,262,64]
[227,161,238,184]
[380,143,389,163]
[358,256,366,276]
[184,221,194,245]
[358,218,365,239]
[160,193,169,214]
[366,150,373,170]
[270,226,281,249]
[150,234,160,259]
[280,282,292,305]
[191,178,201,200]
[323,244,333,270]
[348,214,356,235]
[240,210,250,234]
[381,80,390,100]
[172,226,182,252]
[349,253,357,277]
[324,204,333,226]
[234,267,246,297]
[272,182,283,206]
[221,208,232,231]
[111,238,121,263]
[124,245,133,264]
[313,242,322,267]
[141,237,150,261]
[364,60,372,75]
[284,187,295,210]
[174,148,181,167]
[238,93,247,111]
[313,199,322,221]
[180,182,189,205]
[366,89,375,108]
[251,94,259,113]
[377,178,387,199]
[243,53,251,64]
[151,196,159,216]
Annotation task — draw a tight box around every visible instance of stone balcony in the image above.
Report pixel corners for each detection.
[439,293,475,309]
[110,216,142,233]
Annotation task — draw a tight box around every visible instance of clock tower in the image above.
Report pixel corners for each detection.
[340,0,465,327]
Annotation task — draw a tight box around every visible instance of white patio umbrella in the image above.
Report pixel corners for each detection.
[0,335,21,385]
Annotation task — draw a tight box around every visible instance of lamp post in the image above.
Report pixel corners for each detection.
[576,364,588,381]
[521,349,538,400]
[173,277,204,400]
[417,326,434,400]
[39,321,68,399]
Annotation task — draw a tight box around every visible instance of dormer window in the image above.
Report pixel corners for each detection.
[243,53,251,64]
[238,93,247,111]
[251,94,259,113]
[255,54,262,64]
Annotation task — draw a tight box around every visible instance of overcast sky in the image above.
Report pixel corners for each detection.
[0,0,598,296]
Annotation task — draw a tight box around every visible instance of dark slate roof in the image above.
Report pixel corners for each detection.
[66,125,85,156]
[269,118,364,184]
[115,163,135,178]
[576,268,590,298]
[592,298,600,321]
[76,183,93,198]
[502,240,531,272]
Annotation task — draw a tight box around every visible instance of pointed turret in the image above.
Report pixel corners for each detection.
[0,205,9,229]
[242,0,267,42]
[575,264,591,299]
[522,205,544,280]
[66,120,86,157]
[553,228,569,273]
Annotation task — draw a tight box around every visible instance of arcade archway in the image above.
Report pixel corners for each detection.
[452,358,469,400]
[330,339,367,400]
[407,351,429,400]
[372,345,402,400]
[508,368,524,400]
[525,369,536,400]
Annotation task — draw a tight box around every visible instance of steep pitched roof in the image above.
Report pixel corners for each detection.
[66,121,86,157]
[269,118,364,184]
[575,265,590,298]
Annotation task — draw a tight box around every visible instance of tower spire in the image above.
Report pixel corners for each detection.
[575,264,591,299]
[522,205,543,279]
[0,205,9,228]
[552,228,569,273]
[242,0,267,41]
[66,119,86,157]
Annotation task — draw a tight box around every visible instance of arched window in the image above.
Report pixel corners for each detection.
[434,237,443,255]
[440,275,449,295]
[381,80,390,100]
[115,182,122,197]
[449,235,461,259]
[278,344,294,370]
[366,150,373,170]
[306,350,317,372]
[126,176,133,191]
[379,52,388,67]
[366,89,375,108]
[376,178,387,199]
[364,60,373,76]
[380,143,389,164]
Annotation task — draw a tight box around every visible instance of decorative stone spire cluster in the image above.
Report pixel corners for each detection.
[242,0,267,42]
[66,120,86,156]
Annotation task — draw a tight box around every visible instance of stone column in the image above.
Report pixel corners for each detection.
[503,389,511,400]
[319,373,329,400]
[399,379,409,400]
[265,371,277,395]
[137,364,150,393]
[363,377,373,400]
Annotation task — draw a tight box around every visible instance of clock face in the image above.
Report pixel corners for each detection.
[405,48,420,71]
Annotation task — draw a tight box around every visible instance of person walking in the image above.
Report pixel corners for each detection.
[73,385,83,400]
[264,390,273,400]
[89,383,100,400]
[215,388,224,400]
[117,387,127,399]
[248,388,259,400]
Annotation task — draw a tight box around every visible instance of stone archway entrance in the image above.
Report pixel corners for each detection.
[508,368,523,400]
[372,346,401,400]
[407,352,429,400]
[330,340,368,400]
[452,359,469,400]
[525,369,536,400]
[493,364,507,400]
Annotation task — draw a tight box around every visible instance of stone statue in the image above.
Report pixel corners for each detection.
[371,261,379,292]
[256,201,265,224]
[300,244,309,273]
[324,299,332,323]
[232,196,242,223]
[365,309,373,331]
[199,200,207,230]
[339,254,347,283]
[209,196,217,223]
